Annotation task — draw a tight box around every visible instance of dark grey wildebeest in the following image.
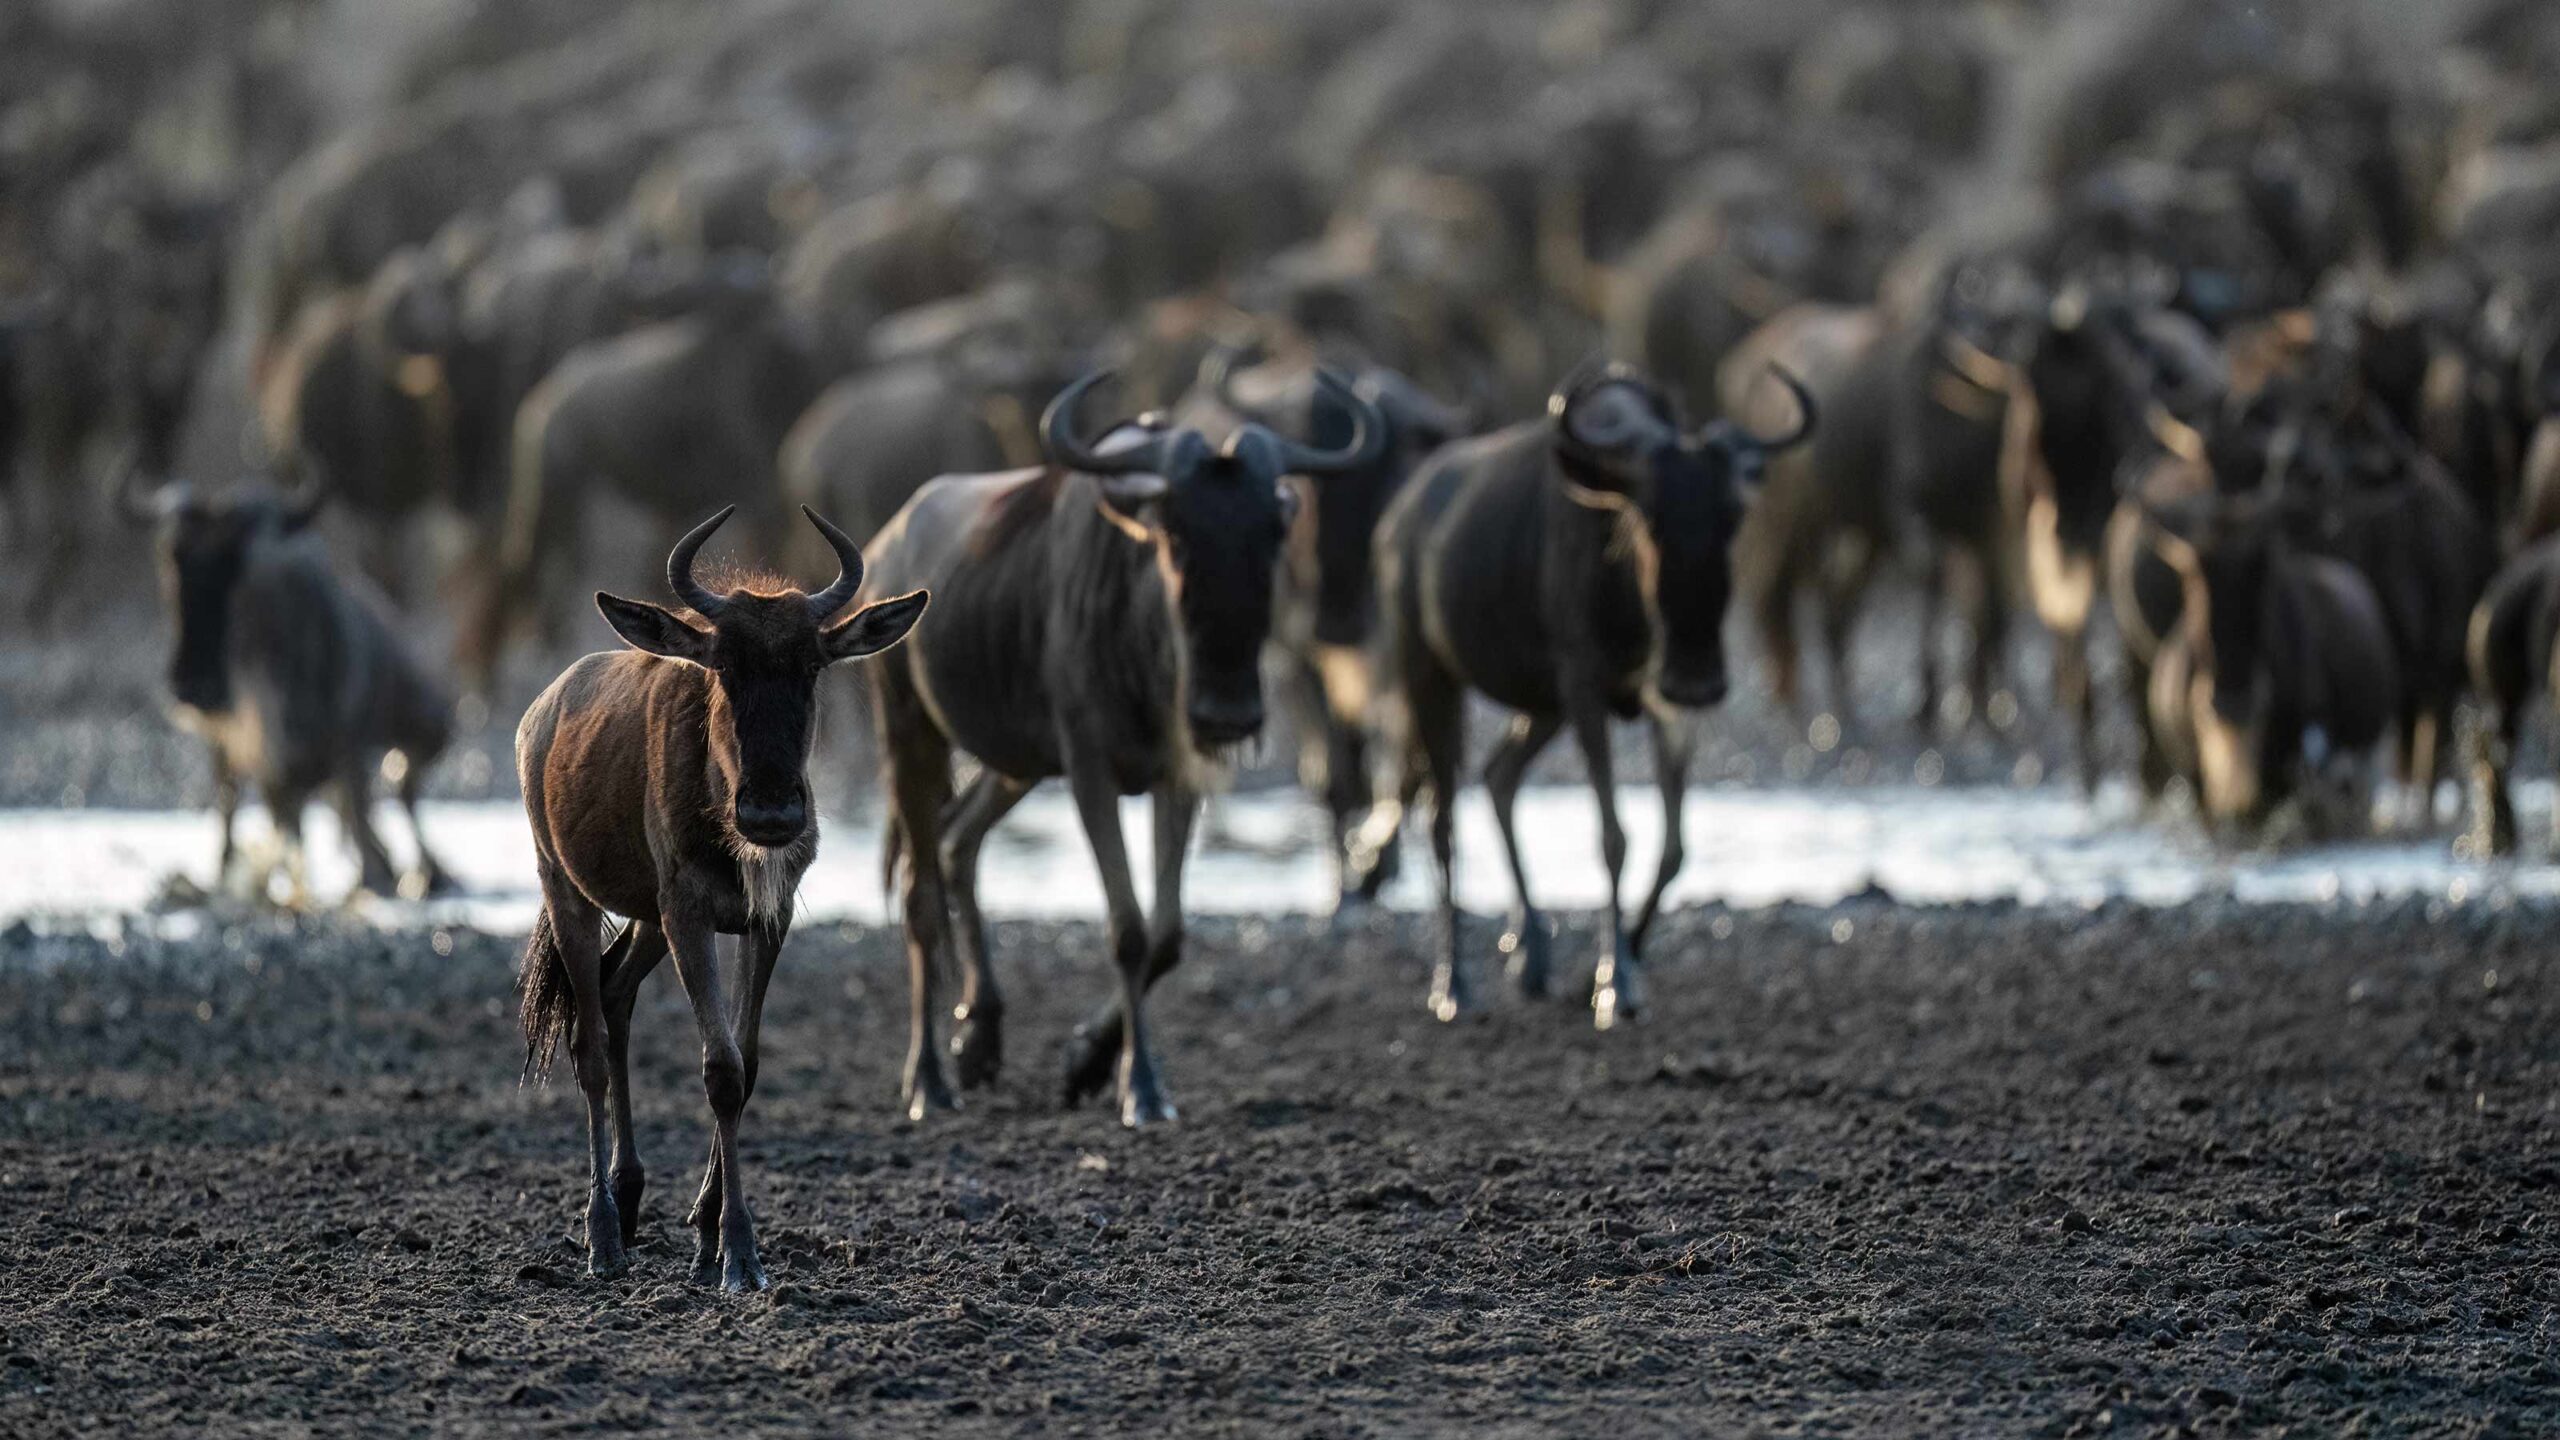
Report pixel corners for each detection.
[515,507,926,1289]
[2465,534,2560,855]
[1365,363,1813,1029]
[858,370,1384,1127]
[1178,343,1472,906]
[122,474,457,904]
[2142,493,2403,833]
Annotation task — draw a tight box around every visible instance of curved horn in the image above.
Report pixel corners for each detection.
[1268,368,1387,476]
[666,505,734,618]
[1545,351,1611,422]
[279,448,328,529]
[1736,365,1817,452]
[801,505,864,620]
[1362,369,1472,444]
[1042,370,1170,477]
[113,454,161,529]
[1201,338,1268,419]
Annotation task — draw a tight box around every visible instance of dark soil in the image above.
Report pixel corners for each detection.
[2,899,2554,1437]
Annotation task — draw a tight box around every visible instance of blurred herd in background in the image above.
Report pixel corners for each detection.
[12,0,2560,866]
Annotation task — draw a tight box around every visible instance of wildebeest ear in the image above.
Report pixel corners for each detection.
[823,589,929,663]
[596,592,712,663]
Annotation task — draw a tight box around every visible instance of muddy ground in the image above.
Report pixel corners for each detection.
[2,899,2554,1436]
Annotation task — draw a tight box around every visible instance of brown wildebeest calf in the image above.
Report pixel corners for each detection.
[515,506,926,1289]
[859,369,1383,1127]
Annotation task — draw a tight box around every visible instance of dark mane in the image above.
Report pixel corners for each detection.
[968,468,1067,559]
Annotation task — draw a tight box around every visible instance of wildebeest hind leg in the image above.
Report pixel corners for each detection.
[683,1138,723,1286]
[940,769,1031,1089]
[877,671,959,1119]
[1483,712,1561,1000]
[541,883,626,1277]
[600,922,669,1247]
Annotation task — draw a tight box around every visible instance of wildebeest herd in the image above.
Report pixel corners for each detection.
[10,0,2560,1299]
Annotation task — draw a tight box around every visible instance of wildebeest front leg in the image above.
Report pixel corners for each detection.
[1915,551,1949,732]
[268,783,315,909]
[663,907,764,1292]
[1483,712,1561,999]
[1630,707,1695,958]
[1969,540,2015,734]
[2056,629,2099,794]
[1061,761,1176,1125]
[1065,786,1198,1109]
[599,921,670,1247]
[2467,702,2521,856]
[333,770,400,897]
[1570,701,1638,1029]
[940,769,1031,1089]
[208,745,241,893]
[394,749,455,895]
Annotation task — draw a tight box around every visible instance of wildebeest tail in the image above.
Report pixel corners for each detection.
[518,908,572,1081]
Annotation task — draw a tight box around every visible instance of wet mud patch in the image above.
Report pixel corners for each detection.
[1,901,2554,1435]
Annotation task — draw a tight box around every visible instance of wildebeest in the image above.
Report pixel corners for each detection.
[857,369,1383,1126]
[121,472,457,903]
[1366,362,1813,1028]
[255,245,472,591]
[1715,304,1890,725]
[469,260,818,692]
[2465,534,2560,855]
[515,506,926,1289]
[1996,289,2224,786]
[2142,493,2401,831]
[1179,344,1472,905]
[1717,277,2022,736]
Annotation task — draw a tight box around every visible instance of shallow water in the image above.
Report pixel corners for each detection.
[4,779,2552,936]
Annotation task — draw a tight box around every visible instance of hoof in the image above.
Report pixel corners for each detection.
[903,1070,959,1123]
[1592,954,1647,1031]
[1118,1059,1178,1129]
[903,1051,959,1121]
[721,1251,769,1294]
[949,1002,1004,1090]
[585,1193,627,1277]
[1502,921,1552,1001]
[402,864,459,900]
[1062,1024,1118,1108]
[689,1244,721,1288]
[1427,966,1480,1023]
[612,1171,645,1247]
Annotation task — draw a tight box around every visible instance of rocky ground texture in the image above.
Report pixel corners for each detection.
[1,899,2553,1436]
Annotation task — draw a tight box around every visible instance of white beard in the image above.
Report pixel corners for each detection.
[726,830,815,928]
